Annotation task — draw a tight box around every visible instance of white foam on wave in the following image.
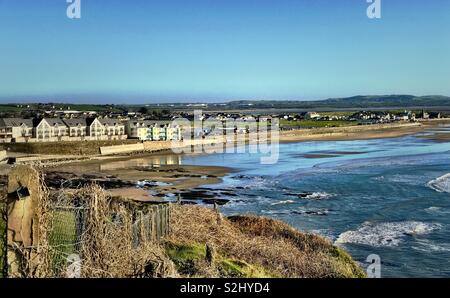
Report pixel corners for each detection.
[335,221,442,247]
[427,173,450,193]
[136,180,172,187]
[231,175,279,191]
[271,200,295,206]
[260,209,290,215]
[304,192,333,200]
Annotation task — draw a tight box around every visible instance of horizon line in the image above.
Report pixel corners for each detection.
[1,94,449,106]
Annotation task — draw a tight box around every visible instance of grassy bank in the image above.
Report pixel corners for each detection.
[167,205,365,278]
[281,119,358,129]
[165,242,279,277]
[0,139,139,156]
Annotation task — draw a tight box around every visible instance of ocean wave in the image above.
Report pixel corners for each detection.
[335,221,442,247]
[427,173,450,193]
[303,192,333,200]
[283,191,333,200]
[293,207,330,216]
[309,229,336,241]
[318,152,448,172]
[425,206,450,215]
[260,209,291,215]
[271,200,295,206]
[229,175,277,190]
[387,174,423,185]
[412,239,450,253]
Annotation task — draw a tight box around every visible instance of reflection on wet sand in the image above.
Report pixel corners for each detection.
[99,155,182,171]
[416,125,450,143]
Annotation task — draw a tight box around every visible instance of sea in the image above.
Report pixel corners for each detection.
[180,125,450,277]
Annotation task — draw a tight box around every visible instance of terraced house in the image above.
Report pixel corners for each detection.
[0,118,34,143]
[126,120,151,139]
[99,118,126,140]
[63,118,87,139]
[86,117,104,139]
[126,120,182,141]
[151,121,181,141]
[34,118,68,141]
[0,117,128,143]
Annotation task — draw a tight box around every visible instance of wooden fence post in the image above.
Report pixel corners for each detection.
[0,193,6,278]
[6,165,41,277]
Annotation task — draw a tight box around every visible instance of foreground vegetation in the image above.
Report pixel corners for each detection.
[167,205,365,278]
[165,242,279,278]
[0,198,5,278]
[39,202,366,278]
[7,178,364,278]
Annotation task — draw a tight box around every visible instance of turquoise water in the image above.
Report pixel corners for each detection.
[181,128,450,277]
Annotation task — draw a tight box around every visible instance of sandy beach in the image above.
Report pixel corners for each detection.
[279,120,450,143]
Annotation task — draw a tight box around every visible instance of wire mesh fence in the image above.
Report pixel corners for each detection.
[46,189,171,277]
[4,165,174,278]
[48,206,86,276]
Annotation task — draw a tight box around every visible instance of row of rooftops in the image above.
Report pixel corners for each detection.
[0,118,34,127]
[0,117,124,128]
[129,120,174,126]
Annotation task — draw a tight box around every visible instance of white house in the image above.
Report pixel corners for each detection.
[34,118,68,141]
[0,118,34,143]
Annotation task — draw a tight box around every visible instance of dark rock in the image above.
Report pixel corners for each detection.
[202,198,230,205]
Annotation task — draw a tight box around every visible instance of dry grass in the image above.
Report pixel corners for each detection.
[0,194,6,277]
[46,185,177,278]
[32,170,52,277]
[6,165,177,278]
[168,205,365,278]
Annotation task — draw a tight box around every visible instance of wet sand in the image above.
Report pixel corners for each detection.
[417,133,450,143]
[50,158,232,202]
[292,150,369,159]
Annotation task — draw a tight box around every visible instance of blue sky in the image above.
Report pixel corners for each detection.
[0,0,449,103]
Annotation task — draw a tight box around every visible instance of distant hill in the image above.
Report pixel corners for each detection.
[219,95,450,110]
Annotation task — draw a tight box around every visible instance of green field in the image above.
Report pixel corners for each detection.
[280,119,358,129]
[0,104,23,113]
[316,111,355,117]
